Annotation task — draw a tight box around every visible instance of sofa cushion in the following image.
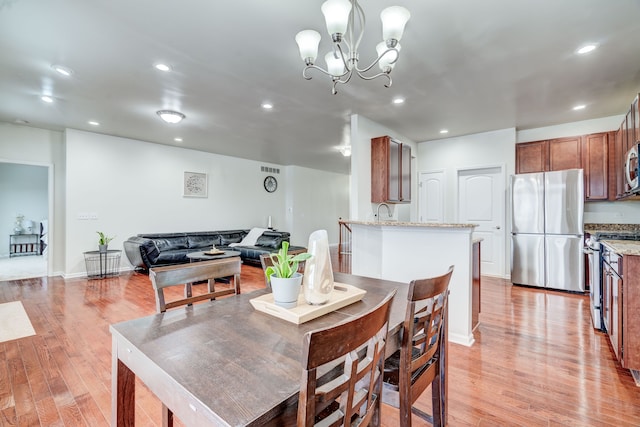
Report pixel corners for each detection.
[255,234,281,249]
[220,233,244,245]
[155,249,192,265]
[153,236,189,252]
[188,234,222,249]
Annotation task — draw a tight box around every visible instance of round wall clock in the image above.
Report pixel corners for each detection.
[264,175,278,193]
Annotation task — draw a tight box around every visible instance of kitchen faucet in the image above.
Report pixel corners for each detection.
[376,203,392,221]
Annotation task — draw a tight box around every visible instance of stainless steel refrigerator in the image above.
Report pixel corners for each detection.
[511,169,584,292]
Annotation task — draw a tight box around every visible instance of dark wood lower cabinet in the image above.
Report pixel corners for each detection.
[472,240,481,330]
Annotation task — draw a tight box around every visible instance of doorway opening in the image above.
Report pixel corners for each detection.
[0,161,51,281]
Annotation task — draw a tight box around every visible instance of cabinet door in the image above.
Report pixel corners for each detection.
[400,143,411,202]
[388,138,400,202]
[515,140,548,173]
[603,262,611,333]
[615,123,626,199]
[582,133,608,200]
[634,94,639,143]
[371,136,390,203]
[626,108,634,155]
[610,270,622,361]
[549,137,582,171]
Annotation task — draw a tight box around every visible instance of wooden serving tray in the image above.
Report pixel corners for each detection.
[250,282,366,325]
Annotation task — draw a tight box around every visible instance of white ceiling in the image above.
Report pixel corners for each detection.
[1,0,639,174]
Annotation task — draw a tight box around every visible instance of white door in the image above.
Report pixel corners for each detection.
[418,171,444,223]
[458,167,505,277]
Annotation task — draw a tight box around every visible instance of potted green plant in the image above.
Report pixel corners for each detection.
[97,231,114,252]
[265,241,312,308]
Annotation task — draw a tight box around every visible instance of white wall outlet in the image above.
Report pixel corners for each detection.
[77,212,89,220]
[89,212,98,220]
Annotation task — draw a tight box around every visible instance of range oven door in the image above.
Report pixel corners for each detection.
[624,142,639,193]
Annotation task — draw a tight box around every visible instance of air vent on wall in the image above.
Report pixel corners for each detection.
[260,166,280,174]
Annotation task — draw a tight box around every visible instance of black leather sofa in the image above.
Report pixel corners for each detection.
[123,229,305,273]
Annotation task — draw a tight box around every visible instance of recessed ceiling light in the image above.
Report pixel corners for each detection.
[392,97,405,105]
[573,105,586,110]
[174,137,183,142]
[154,63,172,72]
[439,129,449,134]
[88,121,100,126]
[261,102,273,110]
[576,44,597,55]
[41,95,53,103]
[51,64,73,76]
[156,110,185,124]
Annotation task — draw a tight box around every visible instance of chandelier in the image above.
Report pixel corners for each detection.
[295,0,410,94]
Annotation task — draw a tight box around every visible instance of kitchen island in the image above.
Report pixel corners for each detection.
[345,220,478,346]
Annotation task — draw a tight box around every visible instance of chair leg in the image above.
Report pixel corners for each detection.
[430,374,445,427]
[162,404,174,427]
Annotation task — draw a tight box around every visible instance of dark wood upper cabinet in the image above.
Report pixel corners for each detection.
[371,135,411,203]
[626,103,635,155]
[582,133,608,200]
[515,140,548,173]
[613,124,625,199]
[634,94,639,143]
[549,136,582,171]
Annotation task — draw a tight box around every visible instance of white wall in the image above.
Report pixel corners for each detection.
[64,129,349,276]
[350,114,418,222]
[0,163,48,257]
[0,123,65,275]
[516,115,622,142]
[286,166,350,248]
[417,128,516,222]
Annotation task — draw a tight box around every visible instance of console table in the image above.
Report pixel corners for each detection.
[9,234,40,257]
[84,250,121,279]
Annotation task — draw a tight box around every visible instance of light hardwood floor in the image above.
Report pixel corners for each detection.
[0,262,639,426]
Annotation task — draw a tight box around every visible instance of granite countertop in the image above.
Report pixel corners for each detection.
[600,240,640,256]
[584,223,640,235]
[343,220,477,228]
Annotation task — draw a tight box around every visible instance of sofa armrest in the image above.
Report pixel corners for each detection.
[123,236,149,269]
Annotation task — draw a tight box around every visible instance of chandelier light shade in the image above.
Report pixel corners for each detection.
[295,30,322,63]
[380,6,411,42]
[321,0,352,36]
[156,110,185,124]
[295,0,410,94]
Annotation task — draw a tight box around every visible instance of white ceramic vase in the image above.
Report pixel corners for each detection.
[303,229,335,305]
[270,273,303,308]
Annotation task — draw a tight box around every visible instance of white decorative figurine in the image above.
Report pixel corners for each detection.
[303,229,335,305]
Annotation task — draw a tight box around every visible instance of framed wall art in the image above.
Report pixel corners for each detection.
[183,171,208,198]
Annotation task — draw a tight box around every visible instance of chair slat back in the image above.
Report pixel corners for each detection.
[297,289,397,427]
[149,258,241,313]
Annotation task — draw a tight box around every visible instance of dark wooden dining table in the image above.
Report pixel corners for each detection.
[110,272,447,426]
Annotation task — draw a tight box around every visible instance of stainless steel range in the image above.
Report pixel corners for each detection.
[584,231,640,331]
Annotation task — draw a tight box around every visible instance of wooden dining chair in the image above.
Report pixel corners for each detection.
[260,253,306,290]
[297,289,397,427]
[382,265,454,427]
[149,258,242,427]
[149,257,241,313]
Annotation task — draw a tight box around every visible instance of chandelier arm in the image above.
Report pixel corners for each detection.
[334,43,353,74]
[302,64,337,80]
[351,0,365,53]
[354,70,393,88]
[354,47,400,74]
